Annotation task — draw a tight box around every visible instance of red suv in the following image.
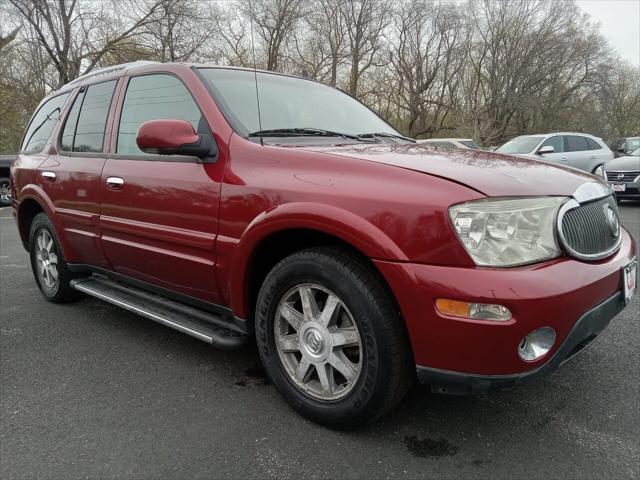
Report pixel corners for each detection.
[10,62,637,427]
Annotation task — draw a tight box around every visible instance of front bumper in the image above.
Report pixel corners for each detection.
[416,290,625,394]
[374,227,636,388]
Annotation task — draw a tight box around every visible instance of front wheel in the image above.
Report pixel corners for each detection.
[255,248,413,428]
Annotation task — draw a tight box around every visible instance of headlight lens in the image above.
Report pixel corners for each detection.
[449,197,566,267]
[593,165,605,179]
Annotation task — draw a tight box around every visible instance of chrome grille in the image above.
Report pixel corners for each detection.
[559,195,620,259]
[606,171,640,182]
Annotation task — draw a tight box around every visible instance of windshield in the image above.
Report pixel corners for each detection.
[631,148,640,157]
[627,138,640,151]
[198,68,399,138]
[496,136,544,154]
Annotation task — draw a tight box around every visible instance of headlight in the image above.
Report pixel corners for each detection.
[593,165,605,179]
[449,197,566,267]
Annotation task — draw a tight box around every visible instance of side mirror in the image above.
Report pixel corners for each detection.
[136,119,217,162]
[537,145,555,155]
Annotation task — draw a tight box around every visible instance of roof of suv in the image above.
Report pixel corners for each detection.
[54,61,313,95]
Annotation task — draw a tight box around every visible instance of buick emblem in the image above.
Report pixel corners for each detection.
[617,173,625,180]
[603,204,619,238]
[305,330,324,354]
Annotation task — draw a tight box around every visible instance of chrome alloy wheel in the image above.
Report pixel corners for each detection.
[274,284,363,401]
[35,229,59,289]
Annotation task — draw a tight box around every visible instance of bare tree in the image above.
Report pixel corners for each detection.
[389,0,467,137]
[143,0,216,62]
[8,0,162,87]
[343,0,391,96]
[242,0,305,71]
[0,26,20,51]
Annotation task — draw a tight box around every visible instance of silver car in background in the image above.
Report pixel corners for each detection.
[416,138,481,149]
[495,132,613,177]
[604,147,640,202]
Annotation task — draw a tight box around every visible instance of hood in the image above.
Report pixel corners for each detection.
[604,155,640,171]
[299,143,598,197]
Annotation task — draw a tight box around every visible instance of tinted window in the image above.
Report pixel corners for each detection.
[62,82,116,153]
[72,81,116,152]
[117,74,202,155]
[541,136,564,153]
[21,93,70,153]
[565,135,589,152]
[585,137,601,150]
[61,90,85,151]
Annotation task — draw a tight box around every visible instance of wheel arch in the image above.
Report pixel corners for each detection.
[15,187,58,252]
[227,202,408,322]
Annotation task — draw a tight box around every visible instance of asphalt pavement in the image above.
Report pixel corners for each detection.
[1,204,639,479]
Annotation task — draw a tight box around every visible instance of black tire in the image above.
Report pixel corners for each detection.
[29,212,80,303]
[255,247,413,428]
[0,177,11,207]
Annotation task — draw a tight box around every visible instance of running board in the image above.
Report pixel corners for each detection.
[70,276,248,349]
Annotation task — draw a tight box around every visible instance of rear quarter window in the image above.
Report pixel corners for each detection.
[21,93,70,153]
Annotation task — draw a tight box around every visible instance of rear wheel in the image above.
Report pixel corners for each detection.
[255,248,413,428]
[29,213,79,302]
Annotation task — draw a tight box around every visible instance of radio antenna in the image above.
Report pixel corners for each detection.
[249,18,264,146]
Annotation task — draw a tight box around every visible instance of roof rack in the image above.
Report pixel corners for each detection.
[66,61,158,87]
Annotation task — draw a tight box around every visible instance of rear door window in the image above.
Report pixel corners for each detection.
[21,93,70,153]
[116,74,203,155]
[565,136,589,152]
[61,80,117,153]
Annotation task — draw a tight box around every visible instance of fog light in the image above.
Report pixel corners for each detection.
[518,327,556,361]
[435,298,512,321]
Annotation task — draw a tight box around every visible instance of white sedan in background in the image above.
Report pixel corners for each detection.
[417,138,480,149]
[495,132,613,177]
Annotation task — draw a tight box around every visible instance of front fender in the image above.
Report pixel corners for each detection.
[227,202,408,318]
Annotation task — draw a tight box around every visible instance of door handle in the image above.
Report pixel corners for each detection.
[41,171,56,181]
[106,177,124,190]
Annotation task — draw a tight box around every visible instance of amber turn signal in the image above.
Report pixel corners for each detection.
[435,298,512,322]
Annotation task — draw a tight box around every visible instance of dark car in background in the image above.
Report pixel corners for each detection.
[605,148,640,201]
[0,154,16,207]
[611,137,640,158]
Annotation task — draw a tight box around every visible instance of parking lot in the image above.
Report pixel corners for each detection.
[1,204,638,479]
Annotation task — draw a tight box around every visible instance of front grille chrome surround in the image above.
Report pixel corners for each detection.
[605,171,640,182]
[557,183,621,261]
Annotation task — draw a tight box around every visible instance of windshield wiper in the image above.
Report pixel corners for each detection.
[248,128,361,140]
[356,132,415,142]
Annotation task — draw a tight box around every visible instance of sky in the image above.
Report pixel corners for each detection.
[576,0,640,67]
